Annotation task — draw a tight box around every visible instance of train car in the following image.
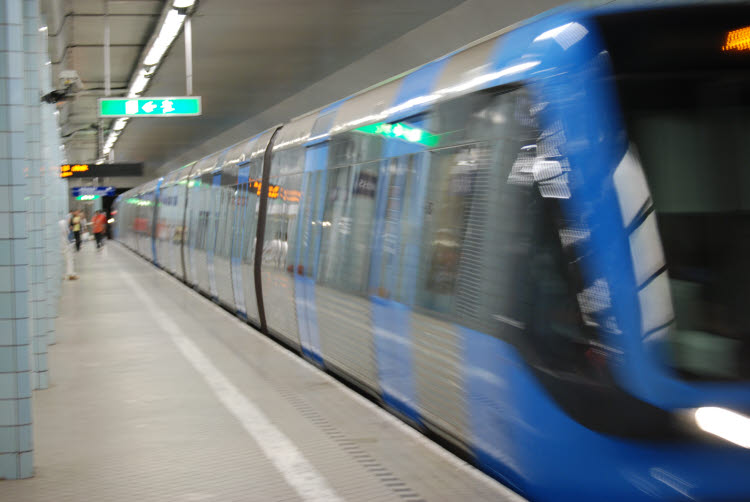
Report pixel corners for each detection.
[114,3,750,500]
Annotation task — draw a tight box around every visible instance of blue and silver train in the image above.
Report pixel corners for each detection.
[114,3,750,500]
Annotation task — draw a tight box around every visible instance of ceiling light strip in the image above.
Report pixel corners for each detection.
[101,1,194,160]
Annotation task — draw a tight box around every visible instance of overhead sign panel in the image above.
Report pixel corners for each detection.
[60,162,143,178]
[71,186,116,198]
[98,97,201,117]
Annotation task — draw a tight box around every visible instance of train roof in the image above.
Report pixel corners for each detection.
[149,0,743,181]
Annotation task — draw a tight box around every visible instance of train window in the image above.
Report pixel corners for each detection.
[617,76,750,381]
[413,88,539,329]
[264,147,304,272]
[600,6,750,380]
[240,159,263,267]
[329,131,384,168]
[316,162,380,294]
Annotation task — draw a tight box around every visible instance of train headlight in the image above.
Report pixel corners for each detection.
[694,407,750,448]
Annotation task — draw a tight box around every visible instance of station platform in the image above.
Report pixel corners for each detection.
[1,242,525,501]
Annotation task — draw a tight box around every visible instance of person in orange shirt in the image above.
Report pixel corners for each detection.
[92,210,107,249]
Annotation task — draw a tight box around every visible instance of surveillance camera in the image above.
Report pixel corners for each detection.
[41,89,67,104]
[58,70,83,92]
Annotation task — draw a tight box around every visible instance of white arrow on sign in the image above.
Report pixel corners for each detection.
[142,101,156,113]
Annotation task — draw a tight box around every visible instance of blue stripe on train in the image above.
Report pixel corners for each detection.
[371,297,420,423]
[386,58,448,123]
[294,143,328,364]
[231,164,251,316]
[152,178,163,265]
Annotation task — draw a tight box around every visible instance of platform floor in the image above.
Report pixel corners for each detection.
[0,242,525,501]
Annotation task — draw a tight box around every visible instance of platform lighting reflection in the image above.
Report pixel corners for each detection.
[533,22,588,50]
[722,26,750,51]
[695,407,750,448]
[330,61,540,135]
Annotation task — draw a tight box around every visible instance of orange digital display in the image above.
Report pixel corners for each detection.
[248,178,300,202]
[60,164,89,178]
[723,26,750,51]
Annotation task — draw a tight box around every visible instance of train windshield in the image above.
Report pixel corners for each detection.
[598,6,750,380]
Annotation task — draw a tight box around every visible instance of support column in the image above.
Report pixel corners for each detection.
[0,0,33,479]
[23,0,48,390]
[39,31,58,347]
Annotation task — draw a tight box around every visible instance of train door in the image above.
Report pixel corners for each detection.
[151,178,163,265]
[231,163,250,316]
[206,172,221,299]
[294,143,328,365]
[368,128,428,422]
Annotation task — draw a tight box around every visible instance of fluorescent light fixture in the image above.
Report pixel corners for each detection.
[128,69,151,97]
[95,159,104,165]
[113,117,129,132]
[39,25,47,32]
[173,0,195,7]
[143,9,186,66]
[695,407,750,448]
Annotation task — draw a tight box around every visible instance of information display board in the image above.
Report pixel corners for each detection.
[60,163,143,178]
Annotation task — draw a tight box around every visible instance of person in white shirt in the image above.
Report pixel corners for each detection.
[59,217,77,280]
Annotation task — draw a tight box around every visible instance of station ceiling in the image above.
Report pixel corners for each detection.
[41,0,475,175]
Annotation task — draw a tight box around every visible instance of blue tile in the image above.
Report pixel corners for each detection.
[17,424,31,451]
[0,400,18,426]
[19,450,31,478]
[0,452,20,479]
[13,265,26,291]
[0,241,10,266]
[0,1,22,25]
[0,293,13,319]
[14,292,27,318]
[0,320,12,344]
[17,397,29,424]
[0,373,16,399]
[0,424,18,452]
[16,371,30,399]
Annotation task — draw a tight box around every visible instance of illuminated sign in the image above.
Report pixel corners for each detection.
[60,162,143,178]
[60,164,89,177]
[76,194,99,201]
[247,178,300,202]
[98,97,202,117]
[354,121,439,147]
[71,186,116,198]
[723,26,750,51]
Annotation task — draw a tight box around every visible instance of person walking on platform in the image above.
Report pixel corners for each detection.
[59,217,77,280]
[70,210,83,251]
[92,210,107,249]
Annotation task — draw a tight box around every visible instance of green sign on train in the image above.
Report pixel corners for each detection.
[98,97,202,117]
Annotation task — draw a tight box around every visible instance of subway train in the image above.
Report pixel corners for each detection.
[114,3,750,500]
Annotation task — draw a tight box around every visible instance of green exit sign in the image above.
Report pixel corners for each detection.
[98,97,201,117]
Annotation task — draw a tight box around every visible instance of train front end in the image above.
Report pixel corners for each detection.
[519,4,750,500]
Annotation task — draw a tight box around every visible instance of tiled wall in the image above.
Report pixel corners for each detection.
[0,0,66,480]
[24,0,49,392]
[0,0,34,480]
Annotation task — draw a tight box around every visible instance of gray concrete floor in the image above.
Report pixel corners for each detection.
[0,241,525,501]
